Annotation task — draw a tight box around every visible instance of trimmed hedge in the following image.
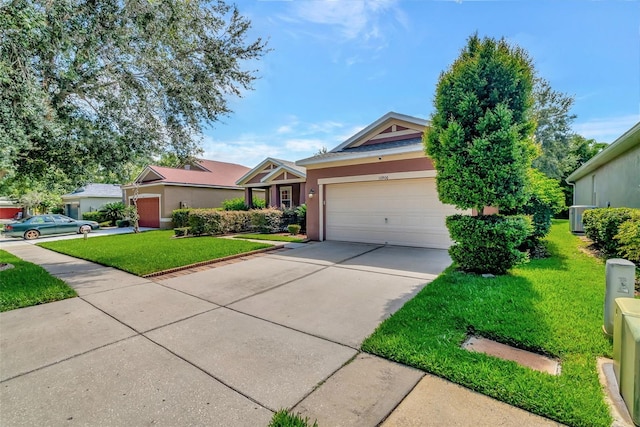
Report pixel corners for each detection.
[615,216,640,264]
[180,208,283,236]
[82,211,105,222]
[583,208,640,256]
[447,214,532,275]
[288,224,301,235]
[172,209,191,228]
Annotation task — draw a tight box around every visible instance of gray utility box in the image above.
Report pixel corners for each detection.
[604,259,636,335]
[569,205,596,233]
[613,298,640,426]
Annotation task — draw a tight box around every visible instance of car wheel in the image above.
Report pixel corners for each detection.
[24,230,40,240]
[79,225,92,234]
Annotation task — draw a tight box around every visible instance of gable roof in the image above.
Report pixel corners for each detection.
[236,157,306,186]
[566,121,640,183]
[130,159,250,188]
[62,183,122,199]
[297,112,428,167]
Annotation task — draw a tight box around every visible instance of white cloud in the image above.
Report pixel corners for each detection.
[201,117,363,166]
[573,114,640,143]
[283,0,407,45]
[285,138,327,152]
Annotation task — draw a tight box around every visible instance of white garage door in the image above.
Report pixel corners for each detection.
[325,178,469,249]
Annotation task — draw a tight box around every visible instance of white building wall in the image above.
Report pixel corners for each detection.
[573,144,640,208]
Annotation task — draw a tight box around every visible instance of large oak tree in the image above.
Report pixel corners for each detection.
[1,0,267,187]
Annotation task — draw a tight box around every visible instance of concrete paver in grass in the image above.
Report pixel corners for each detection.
[265,241,381,266]
[337,245,452,280]
[0,298,135,381]
[0,336,273,426]
[157,257,325,306]
[381,375,564,427]
[229,266,427,348]
[82,282,218,333]
[294,353,424,427]
[146,308,357,411]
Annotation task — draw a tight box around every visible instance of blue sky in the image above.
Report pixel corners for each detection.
[201,0,640,167]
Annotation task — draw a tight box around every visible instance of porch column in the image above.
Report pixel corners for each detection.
[300,182,306,205]
[245,188,253,208]
[270,185,278,208]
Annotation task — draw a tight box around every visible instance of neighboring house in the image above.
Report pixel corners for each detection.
[61,184,123,219]
[296,111,470,249]
[122,159,253,229]
[236,158,306,208]
[0,197,22,220]
[567,121,640,208]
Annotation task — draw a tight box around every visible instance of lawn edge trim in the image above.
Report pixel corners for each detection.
[141,245,279,278]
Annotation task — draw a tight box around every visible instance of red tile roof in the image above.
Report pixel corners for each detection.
[140,159,250,188]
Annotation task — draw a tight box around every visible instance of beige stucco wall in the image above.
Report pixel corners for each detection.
[124,185,252,229]
[573,144,640,208]
[163,186,245,217]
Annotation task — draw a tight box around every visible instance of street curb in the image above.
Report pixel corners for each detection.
[141,245,281,278]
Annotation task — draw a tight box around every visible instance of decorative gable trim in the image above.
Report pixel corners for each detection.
[330,112,428,153]
[261,165,305,184]
[236,158,307,186]
[135,167,165,184]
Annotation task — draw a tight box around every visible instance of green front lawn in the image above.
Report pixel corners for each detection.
[0,250,77,312]
[38,231,272,276]
[234,233,306,243]
[362,220,612,427]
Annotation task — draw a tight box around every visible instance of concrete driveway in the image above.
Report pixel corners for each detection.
[0,240,560,426]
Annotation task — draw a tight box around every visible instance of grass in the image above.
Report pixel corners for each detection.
[268,410,318,427]
[38,230,272,276]
[234,233,306,243]
[362,220,613,427]
[0,250,77,312]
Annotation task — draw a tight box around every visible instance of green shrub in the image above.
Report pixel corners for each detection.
[99,221,111,227]
[250,208,282,233]
[99,202,126,226]
[252,197,266,209]
[221,196,266,211]
[222,197,248,211]
[583,208,640,256]
[295,204,307,230]
[268,410,318,427]
[172,209,191,228]
[614,214,640,264]
[281,207,298,228]
[173,227,190,237]
[288,224,301,235]
[504,169,565,251]
[50,207,64,214]
[186,209,252,235]
[82,211,104,222]
[116,219,131,227]
[446,214,532,275]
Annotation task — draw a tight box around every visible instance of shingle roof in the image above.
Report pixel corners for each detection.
[341,137,422,153]
[141,160,250,188]
[63,184,122,198]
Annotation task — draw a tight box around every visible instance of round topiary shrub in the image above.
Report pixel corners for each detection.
[446,214,532,275]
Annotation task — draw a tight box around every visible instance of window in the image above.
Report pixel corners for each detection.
[280,186,292,209]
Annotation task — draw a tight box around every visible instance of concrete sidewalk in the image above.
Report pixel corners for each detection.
[0,240,562,426]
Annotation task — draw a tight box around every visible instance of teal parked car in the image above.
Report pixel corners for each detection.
[3,214,100,240]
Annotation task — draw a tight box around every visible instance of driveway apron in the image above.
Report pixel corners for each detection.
[0,239,558,426]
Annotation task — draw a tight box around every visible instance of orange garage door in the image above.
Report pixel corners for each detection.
[136,198,160,228]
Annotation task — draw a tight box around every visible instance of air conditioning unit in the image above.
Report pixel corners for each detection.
[569,205,597,233]
[613,298,640,425]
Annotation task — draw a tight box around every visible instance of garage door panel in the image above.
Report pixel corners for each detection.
[136,198,160,228]
[325,178,469,249]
